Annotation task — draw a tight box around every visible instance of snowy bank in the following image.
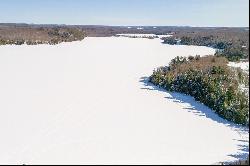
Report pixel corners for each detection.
[228,61,249,73]
[116,34,173,38]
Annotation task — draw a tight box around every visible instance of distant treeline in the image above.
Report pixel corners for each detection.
[163,31,249,61]
[1,23,249,44]
[0,27,86,45]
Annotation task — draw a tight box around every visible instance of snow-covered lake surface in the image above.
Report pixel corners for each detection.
[0,37,248,164]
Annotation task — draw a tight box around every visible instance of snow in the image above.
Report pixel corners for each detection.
[157,35,173,38]
[228,61,249,95]
[116,34,173,38]
[0,37,248,165]
[228,61,249,73]
[116,34,157,38]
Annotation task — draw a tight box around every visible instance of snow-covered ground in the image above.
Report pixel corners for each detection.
[0,37,248,165]
[228,61,249,73]
[116,34,173,38]
[228,61,249,95]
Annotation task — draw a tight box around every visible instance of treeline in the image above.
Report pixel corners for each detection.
[149,55,249,125]
[163,33,249,61]
[0,27,86,45]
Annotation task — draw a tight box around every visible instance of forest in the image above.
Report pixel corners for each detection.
[163,29,249,61]
[0,25,86,45]
[149,55,249,125]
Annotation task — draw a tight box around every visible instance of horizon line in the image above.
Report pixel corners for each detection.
[0,22,249,28]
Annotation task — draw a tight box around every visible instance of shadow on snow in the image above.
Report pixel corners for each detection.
[139,76,249,163]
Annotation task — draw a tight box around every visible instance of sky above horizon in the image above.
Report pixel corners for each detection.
[0,0,249,27]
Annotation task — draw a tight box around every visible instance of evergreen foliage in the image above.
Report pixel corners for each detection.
[163,35,248,62]
[149,56,249,125]
[0,27,86,45]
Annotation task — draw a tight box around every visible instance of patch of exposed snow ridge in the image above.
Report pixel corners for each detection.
[228,61,249,73]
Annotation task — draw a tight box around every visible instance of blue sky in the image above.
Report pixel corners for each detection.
[0,0,249,26]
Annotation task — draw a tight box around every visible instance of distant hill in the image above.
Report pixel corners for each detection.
[0,23,248,45]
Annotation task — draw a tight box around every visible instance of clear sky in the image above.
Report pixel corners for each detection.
[0,0,249,27]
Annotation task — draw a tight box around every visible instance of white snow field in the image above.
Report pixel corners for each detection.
[0,37,248,165]
[116,34,173,38]
[228,61,249,73]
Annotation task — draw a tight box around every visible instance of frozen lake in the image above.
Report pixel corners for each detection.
[0,37,248,164]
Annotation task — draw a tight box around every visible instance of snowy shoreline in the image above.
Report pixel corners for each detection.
[0,37,248,164]
[116,34,173,38]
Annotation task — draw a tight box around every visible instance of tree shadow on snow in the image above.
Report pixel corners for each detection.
[223,140,249,164]
[139,76,249,162]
